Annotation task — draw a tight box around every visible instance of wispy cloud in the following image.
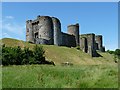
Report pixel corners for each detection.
[2,33,12,38]
[5,16,14,19]
[3,23,25,35]
[2,16,26,40]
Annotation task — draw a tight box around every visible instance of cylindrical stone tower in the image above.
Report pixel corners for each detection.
[95,35,102,50]
[67,23,79,46]
[52,17,61,46]
[26,20,34,43]
[37,16,54,45]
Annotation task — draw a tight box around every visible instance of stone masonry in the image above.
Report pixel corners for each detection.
[26,15,105,57]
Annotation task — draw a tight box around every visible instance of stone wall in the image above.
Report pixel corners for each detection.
[26,20,34,43]
[67,23,79,46]
[95,35,105,52]
[61,32,76,47]
[37,16,54,45]
[52,17,62,46]
[80,33,98,57]
[26,15,106,57]
[95,35,102,50]
[80,37,87,53]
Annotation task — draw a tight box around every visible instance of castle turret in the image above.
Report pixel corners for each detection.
[52,17,62,46]
[26,20,34,43]
[67,23,79,46]
[37,16,54,45]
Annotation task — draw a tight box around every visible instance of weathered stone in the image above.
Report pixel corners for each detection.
[61,32,76,47]
[95,35,105,52]
[52,17,62,46]
[26,15,105,57]
[67,23,79,46]
[80,33,99,57]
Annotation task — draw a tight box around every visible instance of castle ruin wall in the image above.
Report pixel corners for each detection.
[67,23,79,46]
[61,32,76,47]
[37,16,54,45]
[26,15,106,57]
[80,33,97,57]
[52,17,62,46]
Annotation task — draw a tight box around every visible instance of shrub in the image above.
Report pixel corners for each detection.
[33,45,45,64]
[21,47,34,64]
[2,44,46,65]
[106,50,114,54]
[114,49,120,56]
[14,46,23,65]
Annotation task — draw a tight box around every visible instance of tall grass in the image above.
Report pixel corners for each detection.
[2,64,118,88]
[1,38,118,88]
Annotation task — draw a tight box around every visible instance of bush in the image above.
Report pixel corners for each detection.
[114,49,120,61]
[33,45,45,64]
[114,49,120,56]
[106,50,114,54]
[21,47,34,64]
[2,45,23,65]
[2,44,46,65]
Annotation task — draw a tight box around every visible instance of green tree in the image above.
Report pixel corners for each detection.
[33,45,45,64]
[22,47,34,64]
[2,44,46,65]
[2,46,14,65]
[114,49,120,61]
[13,46,23,65]
[114,49,120,56]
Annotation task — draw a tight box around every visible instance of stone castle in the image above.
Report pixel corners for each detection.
[26,15,105,57]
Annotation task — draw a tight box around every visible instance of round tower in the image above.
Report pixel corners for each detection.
[26,20,34,43]
[37,16,54,45]
[95,35,102,50]
[52,17,61,46]
[67,23,79,46]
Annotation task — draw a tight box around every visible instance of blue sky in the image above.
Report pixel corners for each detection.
[2,2,118,50]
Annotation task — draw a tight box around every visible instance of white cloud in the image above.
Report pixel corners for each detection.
[2,33,12,38]
[3,23,25,35]
[2,16,26,40]
[5,16,14,19]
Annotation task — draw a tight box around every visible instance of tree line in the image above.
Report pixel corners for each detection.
[1,44,54,66]
[107,49,120,63]
[107,49,120,56]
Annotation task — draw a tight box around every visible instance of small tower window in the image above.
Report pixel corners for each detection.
[27,29,29,32]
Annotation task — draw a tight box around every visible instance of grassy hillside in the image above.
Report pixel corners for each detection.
[1,38,118,88]
[1,38,116,65]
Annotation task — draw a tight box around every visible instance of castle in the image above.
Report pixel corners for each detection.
[26,15,105,57]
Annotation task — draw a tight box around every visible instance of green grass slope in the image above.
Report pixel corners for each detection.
[2,65,118,88]
[1,38,118,88]
[1,38,116,65]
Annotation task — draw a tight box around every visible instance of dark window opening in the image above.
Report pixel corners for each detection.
[35,32,38,38]
[27,29,29,32]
